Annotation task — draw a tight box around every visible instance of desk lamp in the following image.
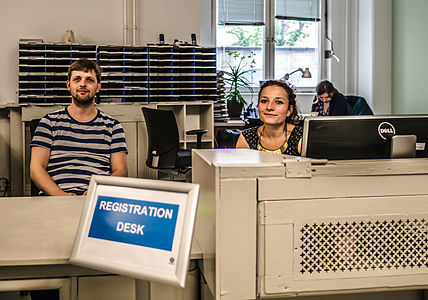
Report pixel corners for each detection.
[281,68,312,82]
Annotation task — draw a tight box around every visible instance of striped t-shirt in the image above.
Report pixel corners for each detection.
[31,107,128,194]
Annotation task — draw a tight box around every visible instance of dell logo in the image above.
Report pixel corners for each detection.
[380,128,394,134]
[378,122,396,140]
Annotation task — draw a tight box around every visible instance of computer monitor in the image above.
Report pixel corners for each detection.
[301,115,428,160]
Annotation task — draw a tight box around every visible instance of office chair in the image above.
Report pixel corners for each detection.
[142,107,207,176]
[216,129,242,148]
[216,118,263,148]
[28,118,42,196]
[345,95,374,115]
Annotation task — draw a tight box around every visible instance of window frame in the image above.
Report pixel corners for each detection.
[214,0,325,92]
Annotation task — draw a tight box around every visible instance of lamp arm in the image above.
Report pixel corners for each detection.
[287,68,303,76]
[282,68,303,81]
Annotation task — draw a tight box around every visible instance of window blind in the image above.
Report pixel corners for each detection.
[218,0,265,25]
[275,0,320,21]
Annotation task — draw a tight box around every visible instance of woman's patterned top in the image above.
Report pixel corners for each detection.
[241,124,303,156]
[312,100,329,116]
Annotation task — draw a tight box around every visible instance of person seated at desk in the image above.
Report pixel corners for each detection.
[235,80,302,155]
[311,80,352,116]
[30,59,128,196]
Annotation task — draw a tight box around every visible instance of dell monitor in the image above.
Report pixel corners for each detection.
[301,115,428,160]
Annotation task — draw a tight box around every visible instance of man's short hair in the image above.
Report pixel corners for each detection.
[67,59,102,83]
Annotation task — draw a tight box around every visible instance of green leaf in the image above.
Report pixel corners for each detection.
[222,50,255,105]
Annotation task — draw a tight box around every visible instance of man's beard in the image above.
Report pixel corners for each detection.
[71,89,96,107]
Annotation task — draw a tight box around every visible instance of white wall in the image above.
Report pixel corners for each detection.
[139,0,202,45]
[392,0,428,114]
[328,0,347,92]
[0,0,124,105]
[358,0,374,108]
[329,0,392,114]
[372,0,392,114]
[328,1,360,96]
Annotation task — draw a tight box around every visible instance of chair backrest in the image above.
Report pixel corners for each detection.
[28,119,42,196]
[345,95,374,115]
[216,129,242,148]
[142,107,180,169]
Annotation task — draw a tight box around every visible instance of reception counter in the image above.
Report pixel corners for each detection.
[192,149,428,299]
[0,195,201,300]
[1,149,427,300]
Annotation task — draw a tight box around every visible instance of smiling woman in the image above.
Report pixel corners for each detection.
[235,80,303,155]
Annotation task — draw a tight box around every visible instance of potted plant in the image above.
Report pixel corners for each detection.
[223,50,256,119]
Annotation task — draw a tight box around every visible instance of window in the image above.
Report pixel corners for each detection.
[216,0,321,91]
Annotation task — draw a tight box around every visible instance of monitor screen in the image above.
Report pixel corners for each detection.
[301,115,428,160]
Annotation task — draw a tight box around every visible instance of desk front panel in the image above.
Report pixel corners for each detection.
[258,192,428,297]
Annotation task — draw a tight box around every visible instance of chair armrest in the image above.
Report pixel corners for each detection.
[185,129,208,149]
[186,129,208,136]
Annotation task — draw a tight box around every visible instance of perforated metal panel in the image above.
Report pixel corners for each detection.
[261,196,428,296]
[297,217,427,276]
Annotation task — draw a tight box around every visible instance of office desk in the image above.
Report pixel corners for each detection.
[192,149,428,299]
[214,119,245,136]
[0,195,202,300]
[214,120,246,148]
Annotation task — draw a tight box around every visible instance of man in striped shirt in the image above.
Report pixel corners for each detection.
[30,59,128,196]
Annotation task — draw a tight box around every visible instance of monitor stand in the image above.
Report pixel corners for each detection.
[390,135,416,158]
